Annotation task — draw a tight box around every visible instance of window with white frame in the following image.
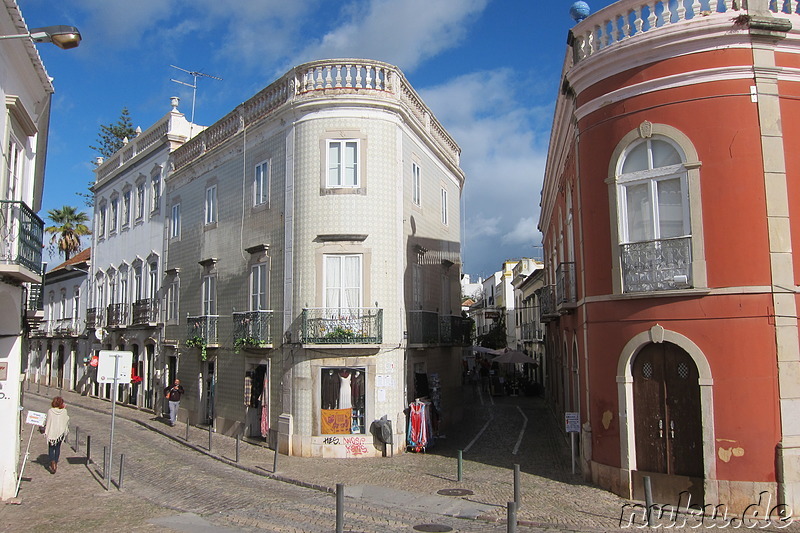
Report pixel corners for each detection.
[73,288,80,320]
[151,175,161,211]
[440,187,448,226]
[148,262,158,300]
[254,161,270,206]
[324,254,362,311]
[95,276,105,309]
[59,289,66,319]
[615,135,692,293]
[205,185,217,225]
[133,265,143,301]
[166,278,179,321]
[170,204,181,238]
[412,162,421,206]
[5,134,23,200]
[98,203,107,237]
[122,189,131,227]
[202,275,217,315]
[136,182,146,220]
[251,263,268,310]
[109,197,119,233]
[119,271,128,305]
[327,140,359,188]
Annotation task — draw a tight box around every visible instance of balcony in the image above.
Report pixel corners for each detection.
[538,285,558,322]
[556,262,577,310]
[0,200,44,283]
[188,315,219,346]
[439,315,471,346]
[131,298,159,326]
[53,317,81,337]
[233,310,273,350]
[621,237,692,293]
[86,307,99,329]
[106,303,129,328]
[408,310,439,345]
[301,308,382,345]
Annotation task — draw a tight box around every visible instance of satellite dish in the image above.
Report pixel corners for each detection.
[95,328,106,341]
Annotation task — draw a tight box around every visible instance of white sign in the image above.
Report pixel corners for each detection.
[565,411,580,433]
[97,350,133,384]
[26,410,46,426]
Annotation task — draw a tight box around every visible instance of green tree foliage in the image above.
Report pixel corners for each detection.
[45,205,91,261]
[89,107,136,158]
[477,313,507,350]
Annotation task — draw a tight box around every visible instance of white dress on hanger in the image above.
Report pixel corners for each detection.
[339,373,352,409]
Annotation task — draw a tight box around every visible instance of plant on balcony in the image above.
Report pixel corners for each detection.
[185,335,208,360]
[233,336,267,353]
[324,326,356,340]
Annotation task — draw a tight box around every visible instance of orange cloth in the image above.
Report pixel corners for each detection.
[321,408,352,434]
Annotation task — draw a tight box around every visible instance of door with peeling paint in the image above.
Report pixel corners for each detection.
[632,342,703,500]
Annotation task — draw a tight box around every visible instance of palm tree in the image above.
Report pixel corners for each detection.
[45,206,91,261]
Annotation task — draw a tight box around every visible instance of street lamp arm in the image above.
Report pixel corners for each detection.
[0,25,81,49]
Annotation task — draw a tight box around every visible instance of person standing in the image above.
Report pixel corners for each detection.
[164,379,184,426]
[42,396,69,474]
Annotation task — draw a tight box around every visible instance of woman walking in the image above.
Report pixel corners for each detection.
[42,396,69,474]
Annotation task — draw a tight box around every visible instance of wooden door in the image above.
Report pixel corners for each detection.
[633,342,703,477]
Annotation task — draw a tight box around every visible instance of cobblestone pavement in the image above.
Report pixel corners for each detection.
[3,382,798,532]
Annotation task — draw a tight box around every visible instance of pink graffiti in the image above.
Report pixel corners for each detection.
[343,436,368,456]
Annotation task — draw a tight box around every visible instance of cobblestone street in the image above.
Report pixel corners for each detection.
[3,382,797,532]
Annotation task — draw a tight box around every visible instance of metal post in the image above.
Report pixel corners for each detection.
[235,431,240,463]
[272,448,278,473]
[74,426,80,453]
[335,483,344,533]
[118,454,124,490]
[208,422,212,452]
[107,355,120,491]
[514,464,521,509]
[103,446,107,480]
[86,435,91,463]
[507,501,517,533]
[185,416,190,441]
[457,449,463,482]
[643,475,654,527]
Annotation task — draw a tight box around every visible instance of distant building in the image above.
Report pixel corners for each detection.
[540,0,800,510]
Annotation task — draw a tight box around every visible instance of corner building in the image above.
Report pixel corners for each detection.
[164,59,466,457]
[540,1,800,511]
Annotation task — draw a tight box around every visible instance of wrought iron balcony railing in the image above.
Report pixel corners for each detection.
[53,317,81,336]
[0,200,44,281]
[106,303,129,327]
[132,298,159,325]
[302,307,382,344]
[439,315,471,346]
[233,310,273,348]
[556,262,577,309]
[408,310,439,345]
[86,307,99,329]
[538,285,558,322]
[188,315,219,345]
[621,236,692,293]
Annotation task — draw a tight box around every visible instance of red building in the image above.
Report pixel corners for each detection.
[540,0,800,513]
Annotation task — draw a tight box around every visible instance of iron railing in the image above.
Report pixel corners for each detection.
[233,310,273,347]
[0,200,43,275]
[53,317,81,336]
[408,310,439,345]
[301,307,382,344]
[538,285,558,321]
[27,283,43,312]
[188,315,219,345]
[621,236,692,293]
[556,262,577,308]
[132,298,159,325]
[86,307,99,329]
[106,303,129,327]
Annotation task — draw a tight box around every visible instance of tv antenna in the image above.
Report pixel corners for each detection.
[170,65,222,136]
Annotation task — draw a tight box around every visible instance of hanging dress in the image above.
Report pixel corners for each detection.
[339,372,352,409]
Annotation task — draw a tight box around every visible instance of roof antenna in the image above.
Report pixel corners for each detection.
[170,65,222,138]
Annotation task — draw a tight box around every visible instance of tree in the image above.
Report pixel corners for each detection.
[45,206,91,261]
[89,107,137,158]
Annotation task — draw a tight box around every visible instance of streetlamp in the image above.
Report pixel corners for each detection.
[0,25,82,49]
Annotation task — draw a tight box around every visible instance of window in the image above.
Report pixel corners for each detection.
[109,197,118,233]
[133,266,143,301]
[327,140,359,188]
[324,254,362,310]
[98,203,107,238]
[166,278,179,321]
[170,204,181,238]
[73,288,80,320]
[152,175,161,211]
[254,161,270,206]
[122,189,131,227]
[5,135,23,200]
[119,272,128,305]
[59,289,66,319]
[205,185,217,225]
[148,262,158,300]
[95,277,105,309]
[412,162,421,206]
[251,263,268,310]
[136,183,146,220]
[611,126,704,293]
[202,275,217,315]
[320,368,366,434]
[440,187,448,226]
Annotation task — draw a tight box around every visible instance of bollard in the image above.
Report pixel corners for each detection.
[643,475,654,527]
[507,501,517,533]
[103,446,108,490]
[457,449,463,482]
[272,448,278,473]
[37,381,40,394]
[86,435,92,463]
[208,423,213,452]
[74,426,80,453]
[336,483,344,533]
[118,454,125,490]
[235,431,240,463]
[514,464,521,509]
[185,416,190,441]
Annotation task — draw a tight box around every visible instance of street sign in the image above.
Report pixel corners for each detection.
[97,350,133,384]
[565,411,580,433]
[26,410,46,426]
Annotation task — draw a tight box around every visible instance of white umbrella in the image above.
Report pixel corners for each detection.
[470,345,503,355]
[491,350,535,364]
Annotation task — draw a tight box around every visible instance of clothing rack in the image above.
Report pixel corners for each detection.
[407,399,434,453]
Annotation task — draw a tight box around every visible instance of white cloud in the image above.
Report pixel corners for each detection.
[502,217,539,246]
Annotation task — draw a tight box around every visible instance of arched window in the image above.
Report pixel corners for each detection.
[609,123,705,294]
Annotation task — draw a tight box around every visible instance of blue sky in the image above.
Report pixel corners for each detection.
[22,0,615,279]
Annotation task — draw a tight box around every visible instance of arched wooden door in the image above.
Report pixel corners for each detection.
[632,342,703,502]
